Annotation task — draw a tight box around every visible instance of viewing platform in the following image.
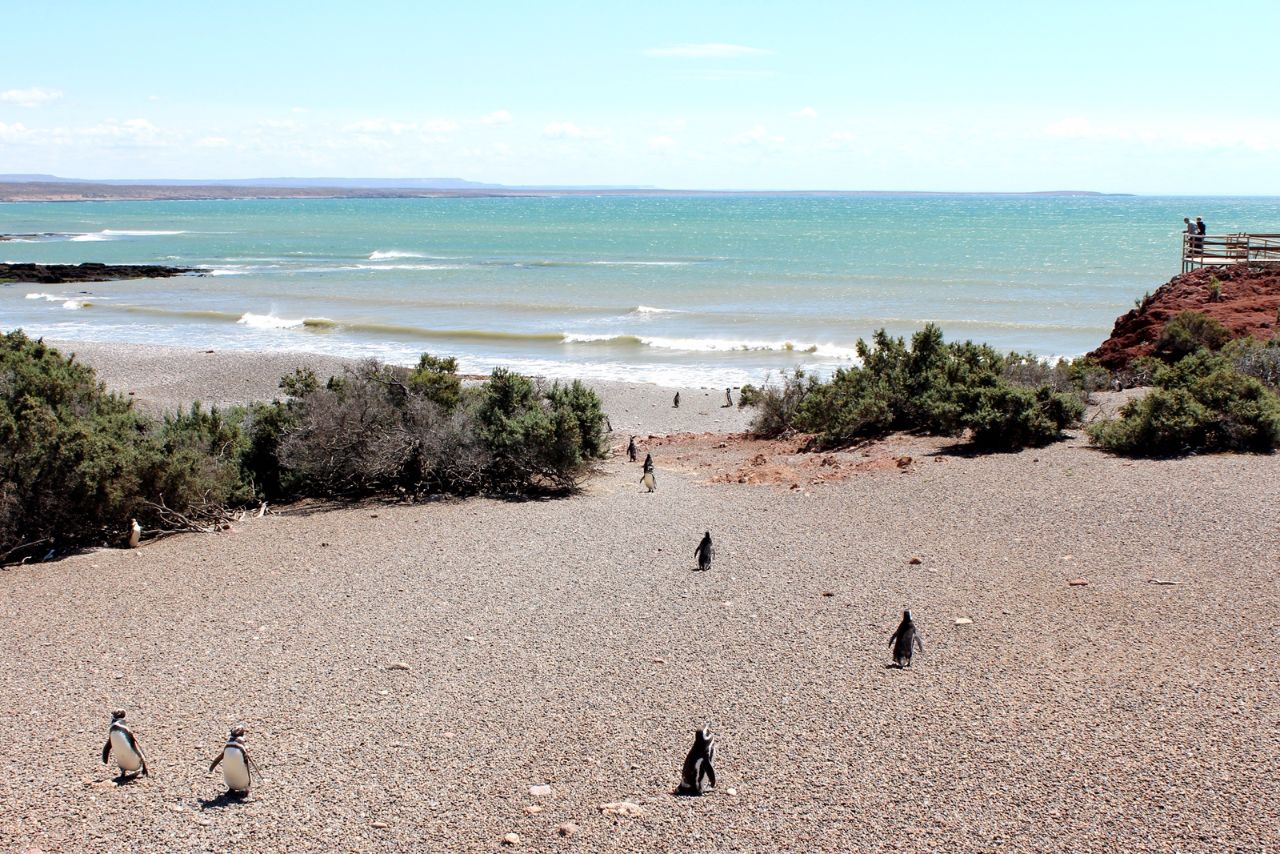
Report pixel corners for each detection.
[1182,232,1280,273]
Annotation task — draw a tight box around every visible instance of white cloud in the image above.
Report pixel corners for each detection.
[793,107,819,119]
[730,125,784,146]
[543,121,609,140]
[422,119,459,134]
[0,87,63,107]
[649,135,676,151]
[644,43,772,58]
[479,110,513,125]
[195,136,231,148]
[0,122,32,141]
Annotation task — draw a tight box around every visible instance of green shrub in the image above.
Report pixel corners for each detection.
[407,353,462,411]
[1088,351,1280,456]
[739,370,815,436]
[1154,310,1231,361]
[1223,336,1280,390]
[742,324,1082,450]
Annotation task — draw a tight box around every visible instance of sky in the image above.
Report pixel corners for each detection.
[2,0,1279,193]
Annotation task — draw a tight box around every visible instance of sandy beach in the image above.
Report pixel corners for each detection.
[2,341,1277,853]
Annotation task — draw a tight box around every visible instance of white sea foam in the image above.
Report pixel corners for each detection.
[368,250,426,260]
[632,305,683,315]
[70,233,111,242]
[237,312,305,330]
[560,331,859,359]
[26,292,63,301]
[586,260,690,266]
[354,263,465,271]
[101,229,188,236]
[209,268,248,276]
[62,299,87,310]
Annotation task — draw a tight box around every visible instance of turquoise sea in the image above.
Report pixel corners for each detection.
[3,195,1278,386]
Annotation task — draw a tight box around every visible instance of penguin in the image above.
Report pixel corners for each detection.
[627,436,637,463]
[641,470,657,493]
[209,726,258,797]
[723,387,733,407]
[642,452,654,473]
[673,391,680,408]
[888,609,924,668]
[127,519,141,549]
[677,726,717,796]
[694,531,714,572]
[101,709,148,778]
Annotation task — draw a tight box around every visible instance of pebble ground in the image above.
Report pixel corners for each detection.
[1,343,1276,853]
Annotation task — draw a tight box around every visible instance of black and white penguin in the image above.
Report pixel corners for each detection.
[677,726,717,796]
[723,387,733,407]
[642,452,654,473]
[627,436,637,463]
[209,726,257,797]
[641,470,657,493]
[889,609,924,668]
[694,531,714,571]
[101,709,148,778]
[673,391,680,408]
[127,519,141,549]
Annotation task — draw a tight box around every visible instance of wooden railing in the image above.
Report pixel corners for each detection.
[1182,232,1280,273]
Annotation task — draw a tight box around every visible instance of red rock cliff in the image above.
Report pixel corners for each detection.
[1088,265,1280,370]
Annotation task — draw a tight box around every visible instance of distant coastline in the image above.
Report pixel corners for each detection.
[0,175,1130,203]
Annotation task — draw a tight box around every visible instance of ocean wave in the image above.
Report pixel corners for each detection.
[101,229,188,236]
[237,312,330,330]
[354,263,466,271]
[70,233,111,242]
[561,332,859,358]
[210,268,248,276]
[26,292,63,301]
[62,299,89,310]
[632,305,684,315]
[368,250,427,260]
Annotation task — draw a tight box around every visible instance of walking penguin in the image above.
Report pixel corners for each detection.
[694,531,714,571]
[627,436,637,463]
[641,469,657,493]
[209,726,258,797]
[101,709,148,779]
[888,609,924,668]
[673,391,680,408]
[677,725,717,796]
[723,387,733,407]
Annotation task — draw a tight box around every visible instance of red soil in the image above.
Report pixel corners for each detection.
[1089,265,1280,370]
[618,431,954,489]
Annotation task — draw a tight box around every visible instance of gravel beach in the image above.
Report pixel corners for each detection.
[2,342,1277,853]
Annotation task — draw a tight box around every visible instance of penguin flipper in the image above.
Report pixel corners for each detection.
[705,759,716,789]
[914,634,924,653]
[209,749,224,773]
[101,738,112,764]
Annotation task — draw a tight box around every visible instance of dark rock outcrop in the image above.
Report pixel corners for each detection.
[1089,265,1280,370]
[0,262,200,284]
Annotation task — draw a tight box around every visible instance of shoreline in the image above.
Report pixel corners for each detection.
[47,338,757,435]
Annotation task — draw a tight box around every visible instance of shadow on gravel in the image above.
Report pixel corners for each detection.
[199,791,249,810]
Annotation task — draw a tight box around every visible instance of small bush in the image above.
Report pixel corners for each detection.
[1154,310,1231,361]
[739,371,815,437]
[741,324,1082,450]
[407,353,462,411]
[1223,336,1280,391]
[1088,351,1280,456]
